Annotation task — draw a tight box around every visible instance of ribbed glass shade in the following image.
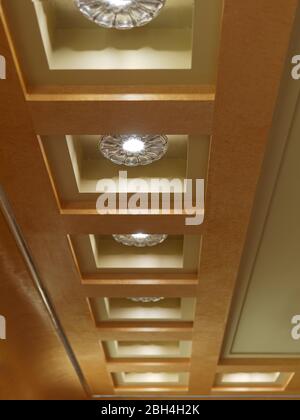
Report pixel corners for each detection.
[128,297,165,303]
[113,233,168,247]
[75,0,166,30]
[99,135,168,167]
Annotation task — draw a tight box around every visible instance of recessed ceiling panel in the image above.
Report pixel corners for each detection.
[3,0,223,86]
[90,297,196,323]
[70,234,201,274]
[40,134,209,208]
[113,372,189,387]
[104,340,192,359]
[214,372,294,392]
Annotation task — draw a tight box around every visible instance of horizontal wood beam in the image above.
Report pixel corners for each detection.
[96,324,193,341]
[28,93,214,136]
[218,359,300,373]
[62,214,205,235]
[82,281,198,298]
[26,84,215,97]
[107,359,190,373]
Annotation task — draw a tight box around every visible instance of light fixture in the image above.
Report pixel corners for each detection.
[120,372,179,384]
[113,233,168,247]
[127,297,165,303]
[99,135,168,167]
[221,373,281,384]
[75,0,166,30]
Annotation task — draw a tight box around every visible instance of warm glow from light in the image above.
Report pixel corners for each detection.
[108,0,133,7]
[221,372,281,384]
[122,137,145,153]
[132,233,149,240]
[123,372,179,384]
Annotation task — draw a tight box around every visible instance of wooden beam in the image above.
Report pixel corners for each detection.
[96,324,193,341]
[218,359,300,373]
[82,280,197,298]
[107,359,190,373]
[62,213,205,235]
[27,91,214,136]
[189,0,298,395]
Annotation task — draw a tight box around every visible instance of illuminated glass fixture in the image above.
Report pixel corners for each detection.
[128,297,165,303]
[99,135,168,167]
[75,0,166,30]
[113,233,168,247]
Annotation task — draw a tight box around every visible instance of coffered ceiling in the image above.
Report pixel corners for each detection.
[0,0,300,399]
[5,0,222,85]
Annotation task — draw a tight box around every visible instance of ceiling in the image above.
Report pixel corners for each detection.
[223,6,300,359]
[0,0,300,399]
[4,0,222,85]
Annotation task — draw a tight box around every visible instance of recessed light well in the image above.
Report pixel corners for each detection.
[92,297,196,322]
[75,0,166,30]
[113,233,168,247]
[99,135,168,167]
[104,340,192,359]
[114,371,190,386]
[127,297,165,303]
[221,372,281,384]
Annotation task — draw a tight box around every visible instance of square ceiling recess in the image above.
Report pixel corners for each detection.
[70,234,201,275]
[89,297,196,324]
[113,372,189,388]
[3,0,223,86]
[40,134,209,210]
[103,340,192,359]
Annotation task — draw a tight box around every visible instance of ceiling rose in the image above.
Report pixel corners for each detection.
[113,233,168,247]
[99,135,168,167]
[75,0,166,30]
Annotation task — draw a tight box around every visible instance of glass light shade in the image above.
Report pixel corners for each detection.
[113,233,168,247]
[75,0,166,30]
[99,135,168,167]
[128,297,165,303]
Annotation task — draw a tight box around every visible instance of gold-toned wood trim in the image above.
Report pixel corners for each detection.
[82,282,197,298]
[28,96,213,136]
[218,359,300,373]
[95,323,193,342]
[114,386,188,395]
[107,360,191,373]
[62,213,204,235]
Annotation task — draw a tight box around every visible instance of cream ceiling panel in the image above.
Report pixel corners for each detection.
[3,0,223,85]
[223,14,300,358]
